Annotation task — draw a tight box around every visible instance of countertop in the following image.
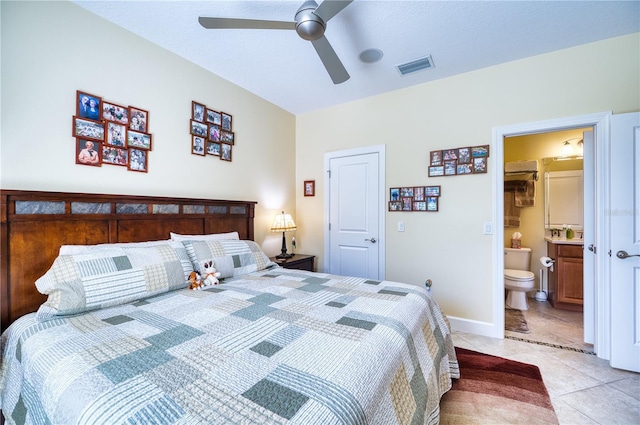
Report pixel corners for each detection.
[544,236,584,245]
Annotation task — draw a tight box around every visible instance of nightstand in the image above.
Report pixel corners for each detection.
[270,254,315,271]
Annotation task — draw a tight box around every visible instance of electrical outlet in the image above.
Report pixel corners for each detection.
[398,221,405,232]
[483,222,493,235]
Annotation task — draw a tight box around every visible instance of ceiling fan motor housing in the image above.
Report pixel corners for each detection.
[295,0,325,41]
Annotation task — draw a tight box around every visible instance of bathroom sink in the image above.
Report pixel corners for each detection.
[544,236,584,245]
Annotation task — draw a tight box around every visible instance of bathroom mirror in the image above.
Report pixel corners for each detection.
[544,170,583,230]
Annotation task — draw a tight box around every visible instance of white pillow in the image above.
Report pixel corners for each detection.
[170,231,239,241]
[60,239,172,255]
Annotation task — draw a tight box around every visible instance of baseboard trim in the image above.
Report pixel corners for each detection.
[447,315,500,338]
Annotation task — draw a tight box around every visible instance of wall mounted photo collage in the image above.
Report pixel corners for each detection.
[73,90,152,172]
[190,101,234,162]
[389,186,441,212]
[428,145,489,177]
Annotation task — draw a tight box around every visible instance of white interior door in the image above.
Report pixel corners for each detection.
[324,146,385,279]
[610,112,640,372]
[583,130,595,344]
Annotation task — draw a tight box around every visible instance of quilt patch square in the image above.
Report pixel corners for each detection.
[97,346,174,384]
[326,301,346,308]
[233,304,276,321]
[379,289,408,296]
[336,316,377,331]
[250,341,283,358]
[103,315,134,325]
[242,379,309,420]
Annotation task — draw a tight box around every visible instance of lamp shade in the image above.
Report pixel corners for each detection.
[271,212,297,232]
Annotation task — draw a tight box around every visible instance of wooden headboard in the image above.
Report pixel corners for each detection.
[0,190,257,331]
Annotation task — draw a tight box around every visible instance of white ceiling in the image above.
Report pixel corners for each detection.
[73,0,639,115]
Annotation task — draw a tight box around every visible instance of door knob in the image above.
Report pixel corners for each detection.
[616,250,640,259]
[588,244,596,253]
[365,237,377,243]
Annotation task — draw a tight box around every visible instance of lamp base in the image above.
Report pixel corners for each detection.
[276,253,294,260]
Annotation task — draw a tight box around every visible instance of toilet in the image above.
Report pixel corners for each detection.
[504,247,535,310]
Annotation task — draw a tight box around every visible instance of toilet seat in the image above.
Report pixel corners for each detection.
[504,269,534,281]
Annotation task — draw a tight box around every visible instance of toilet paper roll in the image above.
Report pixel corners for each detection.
[540,256,554,267]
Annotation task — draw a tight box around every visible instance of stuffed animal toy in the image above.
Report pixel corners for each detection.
[202,260,221,286]
[187,271,203,290]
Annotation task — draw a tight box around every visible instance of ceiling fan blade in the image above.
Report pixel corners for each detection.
[313,0,354,22]
[198,17,296,30]
[311,36,350,84]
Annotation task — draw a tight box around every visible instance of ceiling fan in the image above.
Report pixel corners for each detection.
[199,0,353,84]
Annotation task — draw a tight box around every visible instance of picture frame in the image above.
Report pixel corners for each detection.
[443,149,458,161]
[192,135,205,156]
[413,201,427,211]
[220,130,234,145]
[427,197,439,211]
[400,187,414,197]
[73,116,105,141]
[209,124,221,142]
[390,187,400,202]
[76,90,102,121]
[389,201,402,211]
[220,143,232,161]
[425,185,441,197]
[444,160,457,176]
[106,122,126,147]
[192,101,205,123]
[221,112,232,131]
[457,163,473,174]
[102,146,128,166]
[402,198,412,211]
[471,145,490,158]
[190,120,208,137]
[127,130,152,150]
[304,180,315,197]
[76,139,102,166]
[102,101,129,125]
[428,165,444,177]
[457,147,471,164]
[389,185,440,212]
[129,106,148,132]
[206,109,222,125]
[128,148,148,172]
[430,150,442,166]
[473,157,488,173]
[413,186,425,201]
[207,141,221,156]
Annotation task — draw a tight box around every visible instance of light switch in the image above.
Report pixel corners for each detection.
[398,221,405,232]
[483,222,493,235]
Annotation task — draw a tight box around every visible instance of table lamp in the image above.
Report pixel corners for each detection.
[271,211,297,259]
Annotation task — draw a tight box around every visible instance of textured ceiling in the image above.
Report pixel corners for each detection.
[73,1,639,115]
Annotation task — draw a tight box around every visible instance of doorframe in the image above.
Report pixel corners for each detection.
[323,144,386,278]
[492,112,612,360]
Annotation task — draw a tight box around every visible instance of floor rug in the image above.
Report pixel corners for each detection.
[505,308,530,333]
[440,347,558,424]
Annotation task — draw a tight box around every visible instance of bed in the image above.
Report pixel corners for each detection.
[0,190,458,425]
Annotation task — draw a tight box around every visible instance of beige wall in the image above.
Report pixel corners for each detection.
[296,33,640,323]
[0,1,296,254]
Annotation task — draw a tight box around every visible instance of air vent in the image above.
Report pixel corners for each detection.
[396,55,434,76]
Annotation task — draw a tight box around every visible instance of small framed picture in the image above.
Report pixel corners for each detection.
[221,112,232,131]
[413,186,425,201]
[191,120,208,137]
[400,187,414,197]
[304,180,315,197]
[430,150,442,166]
[127,130,152,150]
[427,197,439,211]
[425,186,441,197]
[457,163,473,174]
[76,90,101,121]
[443,149,458,161]
[192,135,205,156]
[102,146,128,166]
[129,107,148,132]
[220,143,232,161]
[209,124,221,142]
[192,101,205,123]
[471,145,490,158]
[401,198,412,211]
[128,148,148,172]
[413,201,427,211]
[220,130,234,145]
[473,157,487,173]
[106,122,126,147]
[102,101,129,125]
[73,116,105,141]
[389,201,402,211]
[206,109,222,125]
[76,139,102,166]
[444,160,457,176]
[207,141,221,156]
[428,165,444,177]
[457,147,471,164]
[390,187,400,202]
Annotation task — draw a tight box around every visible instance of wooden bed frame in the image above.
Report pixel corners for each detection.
[0,190,257,332]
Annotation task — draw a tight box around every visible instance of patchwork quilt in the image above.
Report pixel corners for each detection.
[1,269,459,425]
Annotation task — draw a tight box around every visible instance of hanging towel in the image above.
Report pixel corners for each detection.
[514,180,536,207]
[505,160,538,173]
[504,191,521,228]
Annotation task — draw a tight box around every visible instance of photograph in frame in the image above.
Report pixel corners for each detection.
[473,157,487,173]
[191,120,207,137]
[73,116,105,141]
[209,124,221,142]
[390,188,400,202]
[444,160,457,176]
[413,201,427,211]
[428,165,444,177]
[102,101,129,125]
[427,197,439,211]
[76,90,101,121]
[430,150,442,166]
[413,186,425,201]
[128,148,148,172]
[425,186,441,197]
[207,109,222,125]
[106,122,126,147]
[102,146,128,166]
[192,135,205,155]
[76,139,102,166]
[192,101,205,123]
[220,143,232,161]
[457,147,471,163]
[400,187,414,197]
[443,149,458,161]
[207,141,221,156]
[457,163,473,174]
[221,112,232,131]
[402,198,412,211]
[389,201,402,211]
[471,145,490,158]
[129,107,148,132]
[127,130,152,150]
[220,130,234,145]
[304,180,315,197]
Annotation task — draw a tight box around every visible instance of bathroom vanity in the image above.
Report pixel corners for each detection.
[546,238,583,311]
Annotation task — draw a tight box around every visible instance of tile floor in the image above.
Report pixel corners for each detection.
[451,298,639,424]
